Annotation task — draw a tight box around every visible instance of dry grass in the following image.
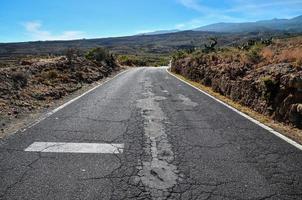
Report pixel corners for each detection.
[190,47,246,66]
[259,36,302,67]
[170,71,302,145]
[187,36,302,69]
[278,48,302,66]
[262,47,273,60]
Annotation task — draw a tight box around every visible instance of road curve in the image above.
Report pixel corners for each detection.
[1,67,302,200]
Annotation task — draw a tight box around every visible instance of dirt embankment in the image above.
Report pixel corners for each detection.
[0,56,120,135]
[171,37,302,128]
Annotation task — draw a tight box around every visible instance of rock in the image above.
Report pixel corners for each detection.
[12,108,18,115]
[297,104,302,114]
[172,58,302,127]
[20,60,33,65]
[289,104,302,128]
[289,76,302,89]
[0,55,119,129]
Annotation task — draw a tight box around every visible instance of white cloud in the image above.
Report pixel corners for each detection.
[179,0,302,14]
[175,23,186,29]
[135,29,155,34]
[24,21,41,32]
[226,0,302,13]
[177,0,243,28]
[176,0,302,29]
[23,21,85,41]
[178,0,213,13]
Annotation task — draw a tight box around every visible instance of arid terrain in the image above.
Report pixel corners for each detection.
[171,36,302,130]
[2,0,302,198]
[0,49,121,137]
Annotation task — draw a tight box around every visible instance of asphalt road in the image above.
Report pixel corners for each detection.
[1,67,302,200]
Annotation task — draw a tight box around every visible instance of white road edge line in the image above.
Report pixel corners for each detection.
[17,69,130,133]
[166,68,302,151]
[25,142,124,154]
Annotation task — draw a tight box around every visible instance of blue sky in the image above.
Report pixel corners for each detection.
[0,0,301,42]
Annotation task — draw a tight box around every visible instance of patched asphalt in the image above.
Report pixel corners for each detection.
[1,67,302,200]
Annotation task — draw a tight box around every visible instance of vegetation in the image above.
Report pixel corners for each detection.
[117,54,170,67]
[1,30,297,67]
[65,48,80,64]
[171,35,302,128]
[245,43,264,64]
[172,35,302,68]
[202,37,218,53]
[260,37,302,67]
[85,47,115,64]
[117,55,147,66]
[0,47,120,136]
[11,72,28,88]
[42,70,58,80]
[261,76,279,101]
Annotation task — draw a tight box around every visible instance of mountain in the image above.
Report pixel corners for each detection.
[194,15,302,33]
[0,30,294,60]
[137,15,302,35]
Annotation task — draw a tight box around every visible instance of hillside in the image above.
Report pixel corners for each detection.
[0,49,121,136]
[0,31,295,57]
[171,36,302,129]
[138,15,302,35]
[0,30,297,67]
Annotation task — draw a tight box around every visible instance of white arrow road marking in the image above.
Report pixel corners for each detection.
[24,142,124,154]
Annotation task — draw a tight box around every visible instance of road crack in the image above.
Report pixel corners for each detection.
[136,79,179,199]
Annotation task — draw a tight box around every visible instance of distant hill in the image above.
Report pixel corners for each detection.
[194,15,302,33]
[137,15,302,35]
[0,31,290,59]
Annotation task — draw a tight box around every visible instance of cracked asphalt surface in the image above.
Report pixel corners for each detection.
[1,67,302,200]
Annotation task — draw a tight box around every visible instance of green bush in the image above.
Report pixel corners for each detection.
[202,37,217,53]
[118,55,147,66]
[85,47,114,64]
[246,43,264,64]
[172,50,187,60]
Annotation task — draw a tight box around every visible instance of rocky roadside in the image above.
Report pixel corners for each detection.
[170,37,302,143]
[0,56,124,138]
[172,59,302,128]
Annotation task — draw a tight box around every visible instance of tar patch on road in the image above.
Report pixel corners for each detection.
[136,78,179,199]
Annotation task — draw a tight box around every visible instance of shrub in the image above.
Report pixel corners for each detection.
[261,76,279,101]
[65,48,79,64]
[203,37,217,53]
[118,55,147,66]
[31,93,46,100]
[11,72,28,88]
[245,43,264,64]
[42,70,58,79]
[262,47,273,60]
[85,47,114,64]
[60,75,70,83]
[278,48,302,66]
[75,71,85,81]
[172,50,187,60]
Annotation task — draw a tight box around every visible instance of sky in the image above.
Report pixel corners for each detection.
[0,0,302,42]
